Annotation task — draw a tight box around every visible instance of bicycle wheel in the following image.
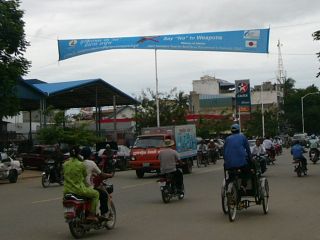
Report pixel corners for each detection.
[221,179,228,214]
[261,178,269,214]
[226,182,238,222]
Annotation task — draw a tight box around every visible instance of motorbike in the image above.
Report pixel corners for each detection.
[293,158,307,177]
[274,143,282,156]
[266,149,275,165]
[41,159,63,188]
[309,148,319,164]
[197,150,209,167]
[252,155,267,174]
[208,148,218,164]
[157,170,184,203]
[63,180,116,239]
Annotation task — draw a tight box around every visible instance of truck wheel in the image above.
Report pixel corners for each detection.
[8,170,18,183]
[182,160,193,174]
[136,169,144,178]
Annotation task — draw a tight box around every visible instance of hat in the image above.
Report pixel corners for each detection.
[164,139,175,147]
[231,123,240,133]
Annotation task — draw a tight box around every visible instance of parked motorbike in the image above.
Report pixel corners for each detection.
[41,159,63,188]
[293,158,307,177]
[157,170,184,203]
[63,180,116,239]
[309,148,319,164]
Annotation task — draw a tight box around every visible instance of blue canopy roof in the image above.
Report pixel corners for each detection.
[17,78,139,110]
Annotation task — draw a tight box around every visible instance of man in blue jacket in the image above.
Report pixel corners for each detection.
[223,124,252,192]
[291,140,307,170]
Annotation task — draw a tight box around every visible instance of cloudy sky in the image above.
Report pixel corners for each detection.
[20,0,320,98]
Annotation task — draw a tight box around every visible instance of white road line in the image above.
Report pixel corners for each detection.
[32,197,61,204]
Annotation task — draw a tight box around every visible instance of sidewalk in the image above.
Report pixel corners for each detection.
[21,170,42,179]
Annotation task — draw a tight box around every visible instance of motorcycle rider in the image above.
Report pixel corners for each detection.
[63,145,99,222]
[309,134,319,160]
[223,123,252,192]
[158,139,184,198]
[207,139,218,163]
[80,147,113,219]
[263,136,275,162]
[197,140,208,163]
[251,138,267,173]
[291,140,307,170]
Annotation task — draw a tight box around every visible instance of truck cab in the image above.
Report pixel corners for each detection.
[130,125,197,178]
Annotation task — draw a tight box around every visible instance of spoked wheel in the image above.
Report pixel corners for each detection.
[68,220,86,239]
[161,189,171,203]
[221,179,228,214]
[261,179,269,214]
[226,182,238,222]
[105,201,117,230]
[41,174,50,188]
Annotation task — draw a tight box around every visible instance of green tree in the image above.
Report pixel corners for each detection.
[135,88,189,133]
[313,30,320,77]
[0,0,30,120]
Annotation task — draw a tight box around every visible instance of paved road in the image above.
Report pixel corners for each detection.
[1,149,320,240]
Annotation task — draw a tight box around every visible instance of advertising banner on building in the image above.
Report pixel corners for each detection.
[58,28,270,60]
[235,79,251,112]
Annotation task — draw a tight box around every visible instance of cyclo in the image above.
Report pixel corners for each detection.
[221,159,269,222]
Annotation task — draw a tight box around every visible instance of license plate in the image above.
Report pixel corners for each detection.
[64,207,75,213]
[143,163,150,167]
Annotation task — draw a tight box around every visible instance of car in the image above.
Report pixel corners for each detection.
[0,153,23,183]
[20,145,64,169]
[292,133,308,147]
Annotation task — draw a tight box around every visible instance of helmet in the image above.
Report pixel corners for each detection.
[231,124,240,133]
[80,147,92,159]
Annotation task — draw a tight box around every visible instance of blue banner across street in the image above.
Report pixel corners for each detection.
[58,28,270,61]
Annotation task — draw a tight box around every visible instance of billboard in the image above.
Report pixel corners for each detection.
[235,79,251,112]
[58,28,270,60]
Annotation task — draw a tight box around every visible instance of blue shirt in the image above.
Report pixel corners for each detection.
[291,144,304,159]
[223,133,251,169]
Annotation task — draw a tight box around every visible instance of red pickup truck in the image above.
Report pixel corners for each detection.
[129,125,197,178]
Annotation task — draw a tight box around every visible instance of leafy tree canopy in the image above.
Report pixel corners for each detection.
[0,0,30,119]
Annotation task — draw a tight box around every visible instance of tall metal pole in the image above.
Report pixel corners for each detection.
[155,48,160,127]
[261,84,265,138]
[301,96,304,134]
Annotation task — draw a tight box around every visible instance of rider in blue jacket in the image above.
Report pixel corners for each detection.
[223,124,252,169]
[291,140,307,170]
[223,124,252,192]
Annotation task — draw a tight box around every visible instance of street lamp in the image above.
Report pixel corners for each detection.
[301,92,320,133]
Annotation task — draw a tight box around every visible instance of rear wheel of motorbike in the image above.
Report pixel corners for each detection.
[226,182,238,222]
[69,221,86,239]
[136,169,144,178]
[41,174,50,188]
[296,167,302,177]
[8,170,18,183]
[105,202,116,230]
[261,179,269,214]
[161,189,171,203]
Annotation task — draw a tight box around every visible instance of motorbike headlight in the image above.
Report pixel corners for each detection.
[131,156,136,161]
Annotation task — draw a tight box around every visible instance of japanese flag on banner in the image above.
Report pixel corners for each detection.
[245,40,257,48]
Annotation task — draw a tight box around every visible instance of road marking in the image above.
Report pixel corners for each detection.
[121,181,155,189]
[32,197,61,204]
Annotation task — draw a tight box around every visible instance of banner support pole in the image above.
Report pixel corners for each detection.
[155,48,160,127]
